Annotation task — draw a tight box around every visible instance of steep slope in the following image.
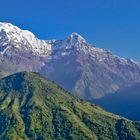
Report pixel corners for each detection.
[0,22,140,99]
[93,83,140,121]
[0,22,52,74]
[41,32,140,99]
[0,72,140,140]
[0,22,52,55]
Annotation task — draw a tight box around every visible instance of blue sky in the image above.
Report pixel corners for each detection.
[0,0,140,61]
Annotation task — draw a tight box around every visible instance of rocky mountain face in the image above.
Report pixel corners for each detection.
[0,22,140,99]
[0,72,140,140]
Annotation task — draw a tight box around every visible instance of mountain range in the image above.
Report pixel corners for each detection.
[1,22,140,123]
[0,71,140,140]
[0,22,140,101]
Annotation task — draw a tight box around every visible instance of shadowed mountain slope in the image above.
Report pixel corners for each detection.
[93,83,140,121]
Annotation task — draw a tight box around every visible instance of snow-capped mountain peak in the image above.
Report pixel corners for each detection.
[56,32,90,54]
[0,22,21,32]
[67,32,87,44]
[0,22,35,39]
[0,22,52,56]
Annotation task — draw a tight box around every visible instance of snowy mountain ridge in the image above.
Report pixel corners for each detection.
[0,22,138,66]
[0,22,110,56]
[0,22,52,56]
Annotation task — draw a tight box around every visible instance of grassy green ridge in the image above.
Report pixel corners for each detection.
[0,72,140,140]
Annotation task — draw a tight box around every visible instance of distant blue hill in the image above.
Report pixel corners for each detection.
[92,83,140,121]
